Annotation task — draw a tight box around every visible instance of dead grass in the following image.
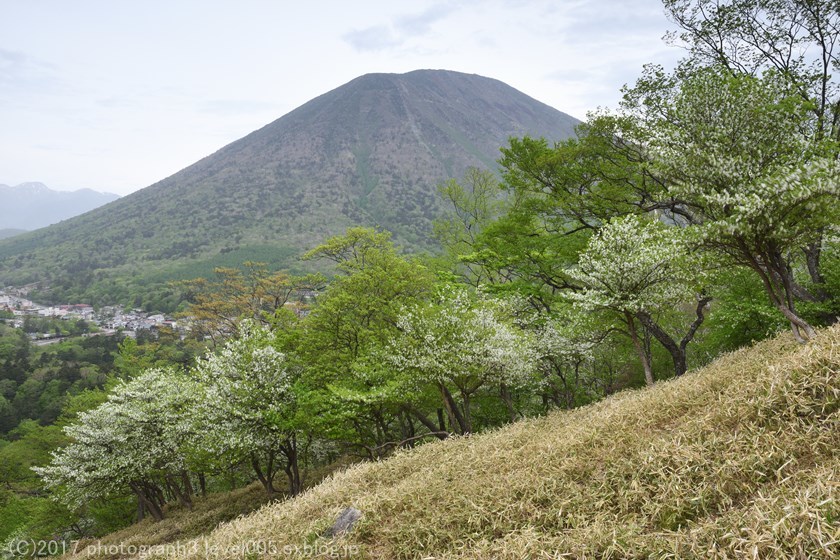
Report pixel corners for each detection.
[65,484,272,560]
[67,326,839,559]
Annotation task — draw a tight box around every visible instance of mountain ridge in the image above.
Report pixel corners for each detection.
[0,183,119,231]
[0,70,579,307]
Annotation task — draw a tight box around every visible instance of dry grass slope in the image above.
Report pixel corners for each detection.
[66,485,271,559]
[72,327,839,559]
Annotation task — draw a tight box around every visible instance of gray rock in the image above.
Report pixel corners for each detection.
[325,507,362,537]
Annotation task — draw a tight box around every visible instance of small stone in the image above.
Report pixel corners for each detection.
[325,507,362,537]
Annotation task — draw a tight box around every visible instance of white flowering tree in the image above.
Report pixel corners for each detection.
[631,66,840,342]
[384,287,536,434]
[569,214,710,383]
[190,321,302,496]
[34,367,199,521]
[530,312,610,409]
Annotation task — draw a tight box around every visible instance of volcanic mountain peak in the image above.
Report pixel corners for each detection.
[0,70,579,308]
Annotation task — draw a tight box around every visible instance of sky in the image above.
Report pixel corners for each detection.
[1,0,682,196]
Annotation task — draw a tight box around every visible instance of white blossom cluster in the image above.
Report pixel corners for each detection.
[568,215,700,314]
[386,287,536,393]
[34,321,299,507]
[191,321,295,457]
[33,368,199,508]
[648,68,840,243]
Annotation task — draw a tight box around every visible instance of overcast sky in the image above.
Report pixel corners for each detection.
[1,0,682,196]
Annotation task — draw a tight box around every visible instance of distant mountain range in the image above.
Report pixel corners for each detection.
[0,229,27,240]
[0,70,579,308]
[0,182,119,231]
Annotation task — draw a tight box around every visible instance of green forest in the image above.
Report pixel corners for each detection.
[1,1,839,558]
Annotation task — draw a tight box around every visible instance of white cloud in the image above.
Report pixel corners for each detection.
[343,25,403,51]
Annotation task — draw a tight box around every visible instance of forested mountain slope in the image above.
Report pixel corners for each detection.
[0,70,578,308]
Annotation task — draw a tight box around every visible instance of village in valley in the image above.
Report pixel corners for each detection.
[0,285,181,343]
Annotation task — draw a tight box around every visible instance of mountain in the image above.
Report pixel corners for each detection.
[0,70,579,307]
[0,229,27,240]
[0,182,119,230]
[60,327,840,559]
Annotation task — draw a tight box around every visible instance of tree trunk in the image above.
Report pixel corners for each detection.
[439,383,468,434]
[135,491,145,523]
[282,436,302,496]
[500,384,517,422]
[804,237,825,286]
[183,473,194,503]
[404,405,449,439]
[636,294,711,378]
[461,390,473,434]
[251,453,276,497]
[742,242,817,343]
[626,313,654,386]
[131,483,164,521]
[166,474,192,509]
[151,483,166,513]
[142,494,164,522]
[757,264,817,342]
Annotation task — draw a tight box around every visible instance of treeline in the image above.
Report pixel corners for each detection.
[8,0,840,548]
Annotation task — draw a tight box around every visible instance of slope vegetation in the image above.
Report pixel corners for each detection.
[68,327,838,559]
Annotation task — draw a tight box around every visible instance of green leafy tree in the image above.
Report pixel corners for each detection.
[433,168,507,287]
[299,228,435,453]
[569,215,710,382]
[626,67,840,341]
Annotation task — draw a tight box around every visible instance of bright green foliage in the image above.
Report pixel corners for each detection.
[700,267,789,353]
[433,168,507,286]
[299,228,435,453]
[0,422,73,544]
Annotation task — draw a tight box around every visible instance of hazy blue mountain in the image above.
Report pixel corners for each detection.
[0,229,27,240]
[0,182,119,230]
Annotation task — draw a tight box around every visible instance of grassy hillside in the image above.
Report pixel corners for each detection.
[66,327,838,559]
